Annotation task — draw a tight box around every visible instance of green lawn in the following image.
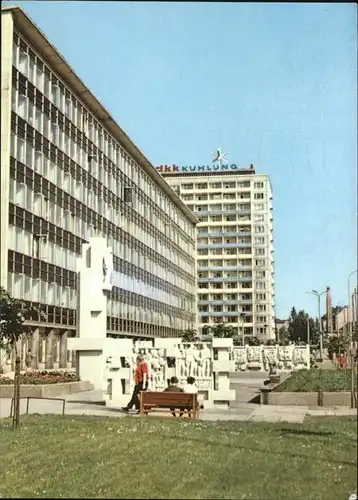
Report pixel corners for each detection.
[0,415,357,499]
[276,369,354,392]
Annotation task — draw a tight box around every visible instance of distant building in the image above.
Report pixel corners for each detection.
[159,160,275,341]
[275,318,289,331]
[322,306,352,335]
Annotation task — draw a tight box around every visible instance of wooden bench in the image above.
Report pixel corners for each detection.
[140,391,199,420]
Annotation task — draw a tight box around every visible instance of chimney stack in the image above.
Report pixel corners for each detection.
[326,286,333,336]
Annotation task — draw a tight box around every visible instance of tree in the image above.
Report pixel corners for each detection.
[201,325,212,337]
[277,326,290,345]
[288,308,319,345]
[326,334,350,360]
[0,287,44,429]
[181,329,199,342]
[211,323,237,339]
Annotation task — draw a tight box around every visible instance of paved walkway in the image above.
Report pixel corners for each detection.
[1,374,356,424]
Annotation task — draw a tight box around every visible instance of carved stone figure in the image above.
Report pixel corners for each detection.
[263,347,278,372]
[201,344,212,378]
[102,246,114,291]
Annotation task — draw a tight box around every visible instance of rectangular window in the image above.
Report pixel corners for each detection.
[18,50,28,75]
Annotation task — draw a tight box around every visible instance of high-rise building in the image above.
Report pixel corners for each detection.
[1,5,198,371]
[158,157,275,341]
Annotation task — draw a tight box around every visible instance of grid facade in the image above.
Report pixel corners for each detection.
[1,7,197,340]
[162,171,275,341]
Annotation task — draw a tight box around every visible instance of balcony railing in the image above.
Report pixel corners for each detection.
[199,311,244,317]
[198,231,252,238]
[195,210,251,216]
[197,243,251,249]
[198,299,253,305]
[198,277,252,283]
[198,266,252,271]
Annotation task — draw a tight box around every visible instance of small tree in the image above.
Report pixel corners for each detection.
[278,326,290,345]
[201,325,212,337]
[326,334,350,360]
[0,287,44,429]
[211,323,236,338]
[181,329,199,343]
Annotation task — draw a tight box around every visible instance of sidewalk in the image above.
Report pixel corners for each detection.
[1,391,356,424]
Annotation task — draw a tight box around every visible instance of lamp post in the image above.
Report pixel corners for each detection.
[306,314,310,346]
[306,289,327,360]
[348,270,358,339]
[348,270,358,409]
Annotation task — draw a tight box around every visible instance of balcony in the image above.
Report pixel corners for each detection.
[199,299,253,305]
[198,231,251,238]
[195,210,251,216]
[198,277,252,283]
[198,266,252,271]
[199,312,243,317]
[197,243,251,249]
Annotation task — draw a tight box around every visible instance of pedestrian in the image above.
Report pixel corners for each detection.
[338,352,346,370]
[122,355,149,414]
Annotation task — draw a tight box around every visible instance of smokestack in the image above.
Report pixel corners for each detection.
[326,286,333,336]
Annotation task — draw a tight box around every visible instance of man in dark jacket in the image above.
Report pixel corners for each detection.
[164,376,183,416]
[164,376,183,393]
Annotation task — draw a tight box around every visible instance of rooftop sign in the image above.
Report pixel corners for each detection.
[156,149,254,174]
[156,163,255,174]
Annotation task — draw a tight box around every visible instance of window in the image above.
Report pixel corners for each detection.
[254,193,264,200]
[255,226,265,233]
[255,237,265,245]
[18,49,28,75]
[18,94,28,120]
[254,182,264,189]
[255,248,265,256]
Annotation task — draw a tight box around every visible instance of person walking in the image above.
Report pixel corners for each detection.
[122,355,149,414]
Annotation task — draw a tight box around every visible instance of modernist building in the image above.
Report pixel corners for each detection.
[1,6,198,369]
[158,158,275,341]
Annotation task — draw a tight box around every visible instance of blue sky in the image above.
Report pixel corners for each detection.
[10,1,357,318]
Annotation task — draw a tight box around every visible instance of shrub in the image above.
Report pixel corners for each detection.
[0,370,80,385]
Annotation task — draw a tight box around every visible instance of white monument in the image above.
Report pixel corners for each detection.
[68,237,236,410]
[67,237,114,392]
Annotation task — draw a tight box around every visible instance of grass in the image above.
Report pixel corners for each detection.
[275,369,354,392]
[0,415,357,499]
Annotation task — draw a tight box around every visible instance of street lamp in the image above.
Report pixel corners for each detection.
[348,270,358,339]
[306,289,327,359]
[348,270,358,409]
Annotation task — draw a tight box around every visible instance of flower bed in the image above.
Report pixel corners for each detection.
[0,370,80,385]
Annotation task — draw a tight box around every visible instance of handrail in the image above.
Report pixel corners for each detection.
[9,396,66,417]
